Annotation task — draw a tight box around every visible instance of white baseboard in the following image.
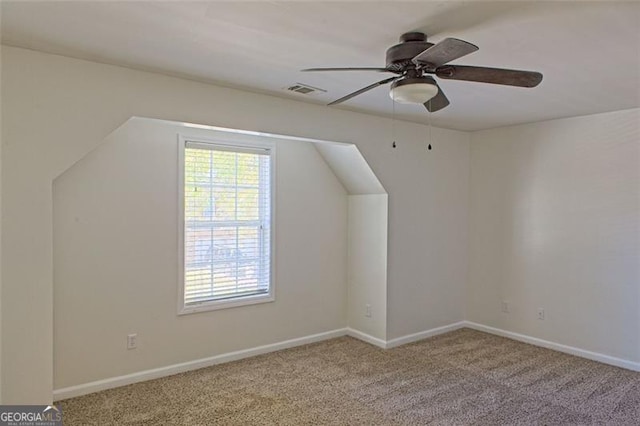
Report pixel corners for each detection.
[385,322,467,349]
[463,321,640,372]
[53,328,348,401]
[345,328,387,348]
[346,322,466,349]
[58,320,635,401]
[53,322,466,400]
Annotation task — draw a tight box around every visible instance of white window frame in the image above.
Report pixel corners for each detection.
[178,134,276,315]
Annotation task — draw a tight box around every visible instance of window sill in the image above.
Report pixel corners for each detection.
[178,293,275,315]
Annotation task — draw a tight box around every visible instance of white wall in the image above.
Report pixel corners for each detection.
[1,47,470,403]
[347,195,388,340]
[313,143,388,341]
[53,118,348,389]
[386,127,470,338]
[313,143,385,195]
[0,42,3,404]
[468,108,640,363]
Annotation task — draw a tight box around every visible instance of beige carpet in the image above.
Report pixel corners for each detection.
[57,329,640,425]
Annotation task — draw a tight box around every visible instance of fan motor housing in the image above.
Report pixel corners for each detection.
[386,32,433,70]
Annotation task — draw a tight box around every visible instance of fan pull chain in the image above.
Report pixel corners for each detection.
[392,99,397,148]
[427,100,433,151]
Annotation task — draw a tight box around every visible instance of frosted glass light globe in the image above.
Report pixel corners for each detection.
[389,82,439,104]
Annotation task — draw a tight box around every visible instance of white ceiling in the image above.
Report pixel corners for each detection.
[2,1,639,131]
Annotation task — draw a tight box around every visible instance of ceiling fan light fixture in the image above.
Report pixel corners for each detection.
[389,77,439,104]
[304,32,542,111]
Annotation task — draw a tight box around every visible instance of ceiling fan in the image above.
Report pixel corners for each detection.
[302,32,543,112]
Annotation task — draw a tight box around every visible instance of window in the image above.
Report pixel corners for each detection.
[179,137,274,314]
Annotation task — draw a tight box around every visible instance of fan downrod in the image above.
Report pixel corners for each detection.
[400,32,427,43]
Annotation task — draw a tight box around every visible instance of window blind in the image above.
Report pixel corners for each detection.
[183,141,271,306]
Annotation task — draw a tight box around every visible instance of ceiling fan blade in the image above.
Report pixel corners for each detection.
[436,65,543,87]
[328,76,399,106]
[302,67,395,73]
[425,82,450,112]
[412,38,478,68]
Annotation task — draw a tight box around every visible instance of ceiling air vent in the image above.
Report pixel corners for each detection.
[284,83,326,96]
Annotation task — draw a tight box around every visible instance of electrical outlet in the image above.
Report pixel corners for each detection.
[501,301,510,313]
[127,333,138,350]
[537,308,545,320]
[365,304,372,318]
